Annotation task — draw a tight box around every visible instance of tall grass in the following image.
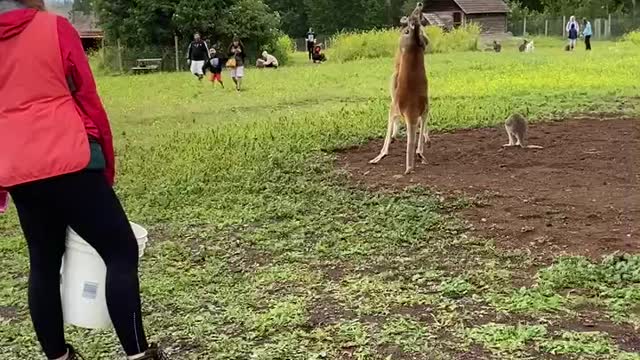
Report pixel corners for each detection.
[264,34,295,66]
[623,30,640,45]
[331,24,481,62]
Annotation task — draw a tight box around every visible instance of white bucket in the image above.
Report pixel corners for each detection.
[60,222,148,329]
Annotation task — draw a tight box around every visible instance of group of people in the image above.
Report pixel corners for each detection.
[186,32,281,91]
[186,33,247,91]
[566,16,593,51]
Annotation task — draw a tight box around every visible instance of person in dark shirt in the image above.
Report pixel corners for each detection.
[203,48,224,88]
[306,27,316,61]
[187,32,209,80]
[227,38,246,91]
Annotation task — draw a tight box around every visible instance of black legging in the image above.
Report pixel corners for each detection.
[9,171,148,358]
[585,35,592,51]
[307,42,314,60]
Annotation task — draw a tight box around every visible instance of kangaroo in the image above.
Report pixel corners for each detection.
[519,39,528,52]
[503,113,544,149]
[370,2,429,175]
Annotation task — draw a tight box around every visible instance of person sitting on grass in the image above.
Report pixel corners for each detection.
[258,51,278,69]
[312,45,326,63]
[203,48,224,88]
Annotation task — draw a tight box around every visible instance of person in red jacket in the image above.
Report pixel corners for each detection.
[0,1,169,359]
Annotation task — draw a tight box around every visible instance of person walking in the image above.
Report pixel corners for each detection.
[566,16,580,51]
[203,48,225,88]
[227,38,246,91]
[187,32,209,80]
[582,18,593,51]
[306,27,316,61]
[0,1,169,359]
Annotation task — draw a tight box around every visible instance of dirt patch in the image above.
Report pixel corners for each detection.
[549,307,640,352]
[0,306,18,322]
[337,117,639,261]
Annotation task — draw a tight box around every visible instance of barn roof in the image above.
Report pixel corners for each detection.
[66,12,103,38]
[453,0,509,14]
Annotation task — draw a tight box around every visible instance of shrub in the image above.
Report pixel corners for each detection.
[622,30,640,45]
[331,24,481,62]
[331,29,398,63]
[264,34,295,66]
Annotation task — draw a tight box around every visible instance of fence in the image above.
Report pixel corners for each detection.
[293,36,334,51]
[509,14,640,38]
[96,36,270,74]
[96,36,187,74]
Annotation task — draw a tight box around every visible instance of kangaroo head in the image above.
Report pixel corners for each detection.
[399,3,428,50]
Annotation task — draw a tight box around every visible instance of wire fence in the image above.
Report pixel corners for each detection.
[509,14,640,38]
[95,36,276,74]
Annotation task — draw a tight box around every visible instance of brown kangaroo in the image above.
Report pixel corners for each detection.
[370,3,429,175]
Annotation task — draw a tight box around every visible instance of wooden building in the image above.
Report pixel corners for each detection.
[423,0,510,34]
[67,11,104,50]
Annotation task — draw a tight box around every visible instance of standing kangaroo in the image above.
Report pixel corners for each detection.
[370,3,429,175]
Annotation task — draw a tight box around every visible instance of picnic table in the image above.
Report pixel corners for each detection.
[131,58,162,74]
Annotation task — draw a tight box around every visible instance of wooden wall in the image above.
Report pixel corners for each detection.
[466,14,508,33]
[423,0,462,12]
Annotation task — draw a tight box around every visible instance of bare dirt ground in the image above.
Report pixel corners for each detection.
[337,116,639,261]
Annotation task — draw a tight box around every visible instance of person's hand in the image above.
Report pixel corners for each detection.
[187,59,191,65]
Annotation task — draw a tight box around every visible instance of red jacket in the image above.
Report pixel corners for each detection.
[0,8,115,185]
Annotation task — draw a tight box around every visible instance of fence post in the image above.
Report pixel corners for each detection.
[174,35,180,72]
[523,16,527,36]
[608,14,612,38]
[100,37,105,63]
[116,38,123,73]
[562,16,566,38]
[544,19,548,36]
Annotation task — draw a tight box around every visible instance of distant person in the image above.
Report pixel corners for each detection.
[566,16,580,51]
[260,51,279,68]
[0,0,169,359]
[493,40,502,53]
[306,27,316,61]
[227,38,246,91]
[582,18,593,51]
[203,48,224,88]
[312,44,326,63]
[187,32,209,80]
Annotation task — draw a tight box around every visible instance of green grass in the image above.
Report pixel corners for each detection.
[1,40,640,359]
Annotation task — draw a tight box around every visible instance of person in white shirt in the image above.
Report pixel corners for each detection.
[260,51,279,68]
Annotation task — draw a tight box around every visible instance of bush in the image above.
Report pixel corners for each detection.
[622,30,640,45]
[331,29,398,63]
[331,24,481,62]
[264,34,295,66]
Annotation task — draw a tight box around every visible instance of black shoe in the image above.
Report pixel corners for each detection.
[136,344,170,360]
[67,345,85,360]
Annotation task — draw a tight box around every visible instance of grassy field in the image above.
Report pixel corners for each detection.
[1,39,640,359]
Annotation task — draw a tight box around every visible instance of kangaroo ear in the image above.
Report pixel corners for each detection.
[400,16,409,26]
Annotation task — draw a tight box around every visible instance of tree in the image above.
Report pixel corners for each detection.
[72,0,94,14]
[265,0,309,37]
[95,0,280,50]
